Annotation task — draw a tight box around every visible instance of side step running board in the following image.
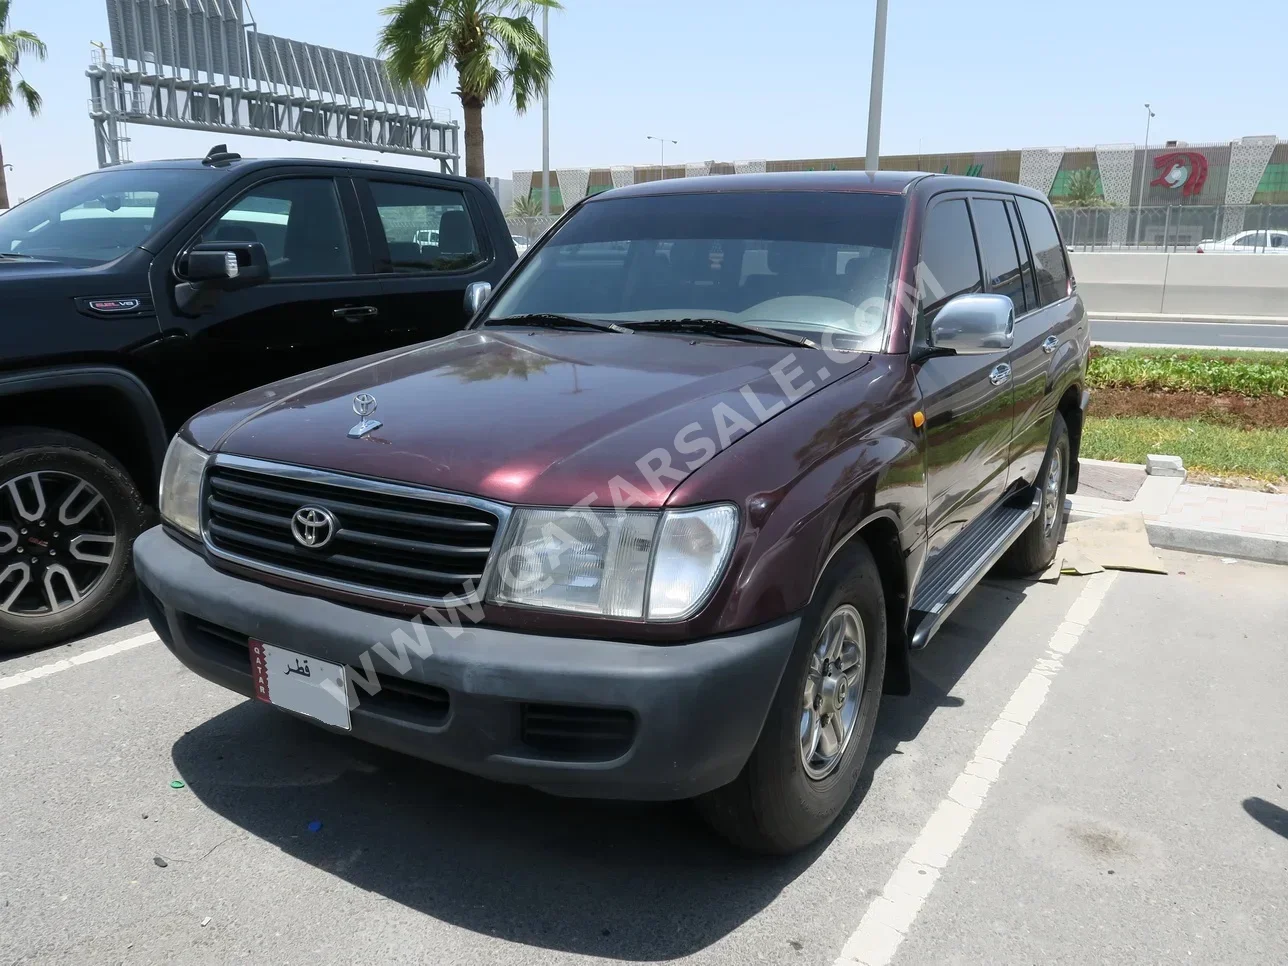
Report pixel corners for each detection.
[907,489,1041,650]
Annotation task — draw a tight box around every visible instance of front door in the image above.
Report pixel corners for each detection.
[913,195,1014,561]
[149,172,390,425]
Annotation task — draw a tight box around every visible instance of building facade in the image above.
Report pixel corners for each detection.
[513,135,1287,244]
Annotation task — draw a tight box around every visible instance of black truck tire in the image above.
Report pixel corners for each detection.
[0,429,147,653]
[696,540,887,854]
[998,412,1071,577]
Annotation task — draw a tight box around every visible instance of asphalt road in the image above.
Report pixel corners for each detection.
[1091,317,1288,350]
[2,550,1285,966]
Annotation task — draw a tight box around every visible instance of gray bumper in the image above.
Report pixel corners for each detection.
[133,526,799,800]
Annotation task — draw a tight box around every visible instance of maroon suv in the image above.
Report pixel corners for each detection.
[134,172,1089,853]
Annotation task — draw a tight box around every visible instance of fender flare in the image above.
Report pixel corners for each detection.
[0,365,169,482]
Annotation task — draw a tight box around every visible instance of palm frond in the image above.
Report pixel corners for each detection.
[9,30,46,59]
[378,0,454,88]
[482,13,550,112]
[17,77,39,115]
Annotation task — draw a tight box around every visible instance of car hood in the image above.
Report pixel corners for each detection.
[198,329,870,507]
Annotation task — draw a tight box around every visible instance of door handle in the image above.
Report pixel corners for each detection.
[1042,335,1059,354]
[989,363,1011,386]
[333,305,379,321]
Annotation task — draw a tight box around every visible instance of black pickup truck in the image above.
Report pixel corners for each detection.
[0,146,517,650]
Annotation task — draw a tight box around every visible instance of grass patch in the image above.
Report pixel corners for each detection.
[1093,346,1288,367]
[1088,348,1288,397]
[1083,417,1288,480]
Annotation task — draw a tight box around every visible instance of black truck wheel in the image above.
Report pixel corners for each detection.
[0,430,147,653]
[696,541,887,854]
[998,412,1071,577]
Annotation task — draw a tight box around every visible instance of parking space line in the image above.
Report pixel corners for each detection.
[835,571,1119,966]
[0,631,160,693]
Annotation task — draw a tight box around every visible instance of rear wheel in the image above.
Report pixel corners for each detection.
[998,413,1070,576]
[696,541,887,854]
[0,430,146,652]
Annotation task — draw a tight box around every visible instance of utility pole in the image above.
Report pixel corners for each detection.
[541,5,550,216]
[646,136,677,179]
[864,0,889,172]
[1134,103,1155,246]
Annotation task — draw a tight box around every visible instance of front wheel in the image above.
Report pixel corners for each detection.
[696,541,887,854]
[0,430,147,652]
[998,412,1070,576]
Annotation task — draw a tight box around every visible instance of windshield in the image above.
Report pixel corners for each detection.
[0,168,214,266]
[484,191,904,349]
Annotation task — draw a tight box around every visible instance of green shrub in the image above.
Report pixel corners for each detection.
[1088,351,1288,397]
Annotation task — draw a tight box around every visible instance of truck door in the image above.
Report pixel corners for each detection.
[149,170,386,421]
[913,195,1015,561]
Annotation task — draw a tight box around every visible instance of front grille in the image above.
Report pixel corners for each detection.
[520,703,636,761]
[203,460,501,604]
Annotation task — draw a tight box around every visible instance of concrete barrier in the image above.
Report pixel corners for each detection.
[1069,252,1288,322]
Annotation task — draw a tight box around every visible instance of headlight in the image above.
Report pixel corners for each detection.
[158,436,209,538]
[488,504,738,621]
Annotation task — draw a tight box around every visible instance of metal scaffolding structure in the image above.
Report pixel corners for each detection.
[88,0,459,171]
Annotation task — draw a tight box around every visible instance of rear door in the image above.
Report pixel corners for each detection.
[353,175,504,351]
[914,195,1015,560]
[150,169,389,419]
[1005,196,1083,485]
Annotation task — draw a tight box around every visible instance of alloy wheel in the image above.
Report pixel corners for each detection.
[1042,447,1063,537]
[800,604,867,781]
[0,471,118,618]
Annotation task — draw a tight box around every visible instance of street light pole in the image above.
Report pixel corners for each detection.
[1134,102,1155,246]
[541,5,550,217]
[646,136,677,179]
[864,0,889,172]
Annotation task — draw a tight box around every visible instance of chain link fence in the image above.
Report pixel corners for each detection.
[1056,204,1288,252]
[505,215,561,247]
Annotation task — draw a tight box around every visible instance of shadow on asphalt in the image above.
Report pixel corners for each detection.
[1243,797,1288,840]
[0,594,145,665]
[169,579,1030,960]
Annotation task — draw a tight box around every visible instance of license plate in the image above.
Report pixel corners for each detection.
[249,640,351,731]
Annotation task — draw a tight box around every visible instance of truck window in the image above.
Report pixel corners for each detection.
[971,198,1027,314]
[917,199,983,339]
[201,178,352,278]
[367,181,484,273]
[1016,197,1069,306]
[1006,200,1038,311]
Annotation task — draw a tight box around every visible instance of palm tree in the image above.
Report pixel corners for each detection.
[379,0,559,180]
[1054,168,1106,208]
[0,0,46,208]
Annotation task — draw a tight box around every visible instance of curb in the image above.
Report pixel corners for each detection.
[1068,506,1288,566]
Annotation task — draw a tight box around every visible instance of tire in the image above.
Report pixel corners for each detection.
[998,412,1070,577]
[696,540,887,854]
[0,429,147,653]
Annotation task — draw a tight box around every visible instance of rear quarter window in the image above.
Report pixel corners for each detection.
[1016,197,1069,306]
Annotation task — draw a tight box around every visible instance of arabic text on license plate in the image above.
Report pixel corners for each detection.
[249,640,351,731]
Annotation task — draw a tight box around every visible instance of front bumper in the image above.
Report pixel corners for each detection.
[134,527,799,800]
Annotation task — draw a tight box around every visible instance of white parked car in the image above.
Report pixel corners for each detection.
[511,233,529,254]
[1196,229,1288,253]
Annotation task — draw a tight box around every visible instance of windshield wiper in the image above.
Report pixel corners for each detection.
[486,313,631,334]
[625,317,817,349]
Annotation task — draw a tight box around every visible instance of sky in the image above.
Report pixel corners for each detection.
[1,0,1284,203]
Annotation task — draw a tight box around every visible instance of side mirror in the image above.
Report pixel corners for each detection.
[929,293,1015,355]
[175,241,270,315]
[464,280,492,318]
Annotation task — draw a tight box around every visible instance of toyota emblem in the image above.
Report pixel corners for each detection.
[353,393,378,418]
[291,506,336,548]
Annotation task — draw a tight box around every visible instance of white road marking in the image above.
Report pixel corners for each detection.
[0,630,160,692]
[835,570,1119,966]
[1094,340,1288,353]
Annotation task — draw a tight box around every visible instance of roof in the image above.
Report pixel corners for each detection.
[94,155,477,185]
[591,170,1052,203]
[598,170,925,199]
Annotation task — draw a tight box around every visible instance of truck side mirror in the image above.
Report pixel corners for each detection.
[464,281,492,318]
[929,293,1015,355]
[175,241,270,315]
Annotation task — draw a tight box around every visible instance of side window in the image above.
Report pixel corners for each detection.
[971,198,1026,314]
[201,178,352,277]
[1016,197,1069,306]
[1006,200,1038,312]
[368,181,484,273]
[1272,233,1288,249]
[917,199,983,340]
[1235,231,1266,248]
